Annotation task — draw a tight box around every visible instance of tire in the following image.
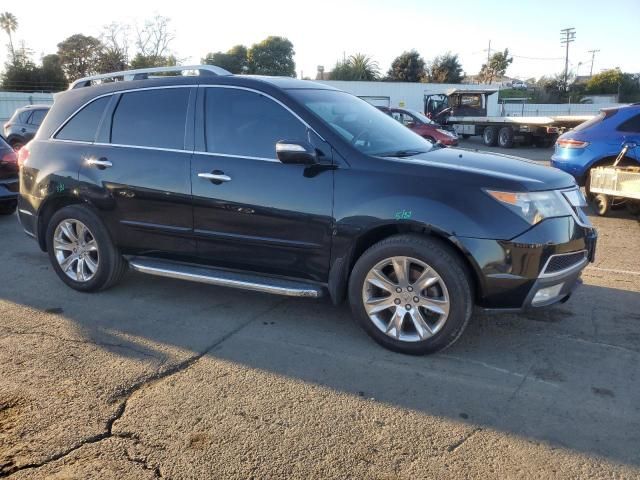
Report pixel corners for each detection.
[0,200,17,215]
[592,194,610,216]
[9,139,25,151]
[498,127,514,148]
[348,234,473,355]
[482,126,498,147]
[46,205,127,292]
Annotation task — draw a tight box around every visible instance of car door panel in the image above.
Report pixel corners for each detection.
[192,86,334,282]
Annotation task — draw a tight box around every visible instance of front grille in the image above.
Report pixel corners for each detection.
[543,251,587,275]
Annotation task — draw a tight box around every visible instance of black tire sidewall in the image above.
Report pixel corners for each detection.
[498,127,514,148]
[348,235,472,355]
[483,127,498,146]
[46,205,118,292]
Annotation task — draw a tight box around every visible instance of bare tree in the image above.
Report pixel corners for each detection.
[135,15,174,59]
[97,22,130,72]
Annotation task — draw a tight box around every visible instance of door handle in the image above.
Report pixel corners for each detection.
[198,172,231,183]
[86,157,113,169]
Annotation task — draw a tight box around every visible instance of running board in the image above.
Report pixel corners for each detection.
[127,257,323,298]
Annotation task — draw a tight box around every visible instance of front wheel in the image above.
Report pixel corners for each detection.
[483,126,498,147]
[348,235,472,355]
[46,205,127,292]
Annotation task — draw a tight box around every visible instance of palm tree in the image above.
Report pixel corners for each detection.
[0,12,18,62]
[348,53,379,81]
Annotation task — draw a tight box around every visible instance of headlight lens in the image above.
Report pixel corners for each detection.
[486,189,573,225]
[436,128,456,138]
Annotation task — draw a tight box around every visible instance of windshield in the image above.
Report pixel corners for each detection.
[407,110,434,125]
[290,89,432,156]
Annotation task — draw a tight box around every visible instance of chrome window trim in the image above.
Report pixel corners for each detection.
[49,84,325,163]
[539,250,588,278]
[193,151,279,163]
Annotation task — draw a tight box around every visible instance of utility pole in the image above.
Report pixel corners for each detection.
[588,49,600,77]
[487,39,491,63]
[560,28,576,91]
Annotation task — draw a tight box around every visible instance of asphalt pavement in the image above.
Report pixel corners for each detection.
[1,145,639,479]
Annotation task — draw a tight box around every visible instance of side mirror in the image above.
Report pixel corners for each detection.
[276,141,317,165]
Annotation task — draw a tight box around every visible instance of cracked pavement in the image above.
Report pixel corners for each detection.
[1,166,639,478]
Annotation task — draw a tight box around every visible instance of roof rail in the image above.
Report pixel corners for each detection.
[69,65,232,90]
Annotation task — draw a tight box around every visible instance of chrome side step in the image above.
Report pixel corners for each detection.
[128,257,323,298]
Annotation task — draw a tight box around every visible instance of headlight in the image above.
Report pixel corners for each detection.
[436,128,457,138]
[486,189,573,225]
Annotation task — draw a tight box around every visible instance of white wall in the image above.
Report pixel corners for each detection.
[0,92,54,123]
[315,80,499,114]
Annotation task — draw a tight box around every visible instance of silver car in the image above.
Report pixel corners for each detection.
[3,104,50,150]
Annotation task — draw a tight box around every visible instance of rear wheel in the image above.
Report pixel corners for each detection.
[46,205,127,292]
[592,194,610,216]
[348,235,472,355]
[498,127,514,148]
[482,126,498,147]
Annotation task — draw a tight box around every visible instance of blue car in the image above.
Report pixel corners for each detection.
[551,104,640,187]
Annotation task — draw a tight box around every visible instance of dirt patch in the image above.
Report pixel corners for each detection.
[0,393,27,475]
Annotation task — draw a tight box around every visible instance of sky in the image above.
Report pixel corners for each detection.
[2,0,639,81]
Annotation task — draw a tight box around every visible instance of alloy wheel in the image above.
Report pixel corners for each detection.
[53,219,100,282]
[362,256,450,342]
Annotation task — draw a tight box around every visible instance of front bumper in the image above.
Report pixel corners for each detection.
[457,215,596,311]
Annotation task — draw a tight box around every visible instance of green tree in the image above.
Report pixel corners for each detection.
[203,45,248,74]
[585,68,640,101]
[386,50,425,82]
[0,12,18,63]
[478,48,513,84]
[426,52,464,83]
[329,53,379,81]
[39,54,67,90]
[247,36,295,76]
[57,34,104,80]
[129,53,177,69]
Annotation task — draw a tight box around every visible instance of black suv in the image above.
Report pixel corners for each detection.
[17,66,597,355]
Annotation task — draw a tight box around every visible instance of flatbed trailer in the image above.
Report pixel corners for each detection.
[426,90,592,148]
[589,143,640,216]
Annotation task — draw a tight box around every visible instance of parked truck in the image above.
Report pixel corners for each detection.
[425,89,592,148]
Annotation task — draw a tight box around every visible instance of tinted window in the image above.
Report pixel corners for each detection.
[29,109,47,125]
[111,88,190,149]
[204,88,306,158]
[618,113,640,133]
[56,96,110,142]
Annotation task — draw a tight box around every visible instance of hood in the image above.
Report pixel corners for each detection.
[390,147,576,192]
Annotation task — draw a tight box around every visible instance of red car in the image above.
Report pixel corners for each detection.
[378,107,459,146]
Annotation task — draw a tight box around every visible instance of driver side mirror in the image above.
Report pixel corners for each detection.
[275,141,317,165]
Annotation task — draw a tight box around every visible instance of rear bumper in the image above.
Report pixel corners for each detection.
[457,216,597,310]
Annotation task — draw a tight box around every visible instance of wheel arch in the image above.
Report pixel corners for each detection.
[328,222,482,305]
[36,195,86,251]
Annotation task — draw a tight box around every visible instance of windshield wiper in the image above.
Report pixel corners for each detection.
[374,149,428,158]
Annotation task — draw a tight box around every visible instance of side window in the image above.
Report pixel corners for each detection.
[29,109,47,126]
[56,96,110,142]
[617,114,640,133]
[111,88,190,149]
[204,88,307,159]
[18,111,32,123]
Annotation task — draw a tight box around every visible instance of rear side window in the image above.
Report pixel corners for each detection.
[29,109,47,126]
[204,88,306,159]
[573,109,618,132]
[111,88,190,149]
[56,96,110,142]
[617,113,640,133]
